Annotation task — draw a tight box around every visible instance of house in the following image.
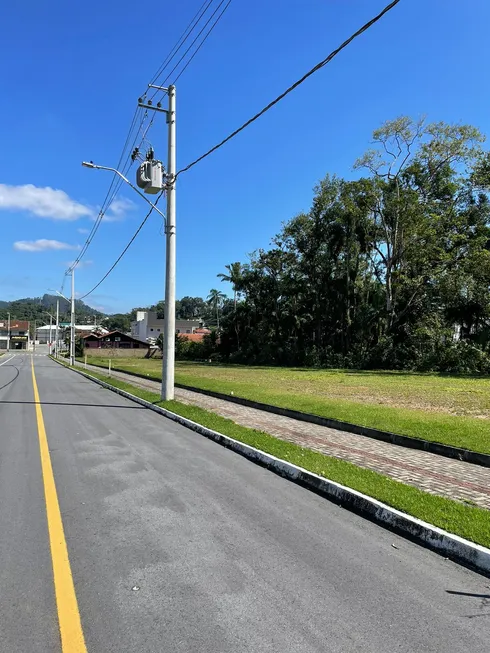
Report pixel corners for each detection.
[35,324,108,344]
[178,327,212,342]
[131,310,204,342]
[83,330,149,350]
[0,319,30,350]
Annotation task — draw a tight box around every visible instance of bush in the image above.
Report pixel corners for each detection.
[436,341,490,374]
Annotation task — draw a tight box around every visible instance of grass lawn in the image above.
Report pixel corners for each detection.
[62,360,490,549]
[79,356,490,455]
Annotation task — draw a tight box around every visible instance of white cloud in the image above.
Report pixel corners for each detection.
[0,183,93,221]
[14,239,80,252]
[77,227,90,234]
[65,259,93,269]
[93,196,135,222]
[109,196,134,216]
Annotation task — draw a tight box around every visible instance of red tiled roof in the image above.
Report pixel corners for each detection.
[179,333,207,342]
[3,320,29,331]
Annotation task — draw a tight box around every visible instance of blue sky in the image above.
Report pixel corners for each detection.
[1,0,489,314]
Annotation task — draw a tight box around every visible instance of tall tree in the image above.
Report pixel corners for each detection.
[207,289,226,330]
[216,116,490,373]
[217,262,243,308]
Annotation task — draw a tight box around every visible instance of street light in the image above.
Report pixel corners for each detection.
[81,162,167,224]
[54,281,75,365]
[46,291,61,357]
[82,147,175,400]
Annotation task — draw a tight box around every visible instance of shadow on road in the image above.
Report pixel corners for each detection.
[0,400,145,409]
[446,590,490,619]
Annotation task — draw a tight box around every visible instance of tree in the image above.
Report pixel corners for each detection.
[176,296,207,320]
[354,116,485,334]
[215,116,490,373]
[206,289,226,330]
[217,262,243,308]
[103,313,131,333]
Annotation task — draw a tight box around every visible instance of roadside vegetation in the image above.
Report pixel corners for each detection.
[59,360,490,549]
[79,356,490,455]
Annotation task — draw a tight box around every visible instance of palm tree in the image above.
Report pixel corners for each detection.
[207,289,226,331]
[217,262,243,309]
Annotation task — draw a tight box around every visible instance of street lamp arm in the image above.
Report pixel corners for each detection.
[55,290,70,303]
[81,162,167,224]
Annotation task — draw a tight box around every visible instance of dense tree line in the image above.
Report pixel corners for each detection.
[215,117,490,373]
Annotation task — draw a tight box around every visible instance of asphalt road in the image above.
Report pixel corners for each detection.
[0,353,489,652]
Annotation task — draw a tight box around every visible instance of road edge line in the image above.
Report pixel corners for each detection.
[53,358,490,577]
[32,359,88,652]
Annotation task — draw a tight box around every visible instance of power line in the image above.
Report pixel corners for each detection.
[70,3,219,279]
[79,193,164,300]
[77,0,400,300]
[176,0,401,178]
[147,0,215,97]
[172,0,233,85]
[66,106,147,276]
[156,0,231,90]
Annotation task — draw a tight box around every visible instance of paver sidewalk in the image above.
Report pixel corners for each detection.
[77,361,490,510]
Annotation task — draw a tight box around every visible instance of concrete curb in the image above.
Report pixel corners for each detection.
[53,358,490,576]
[71,360,490,468]
[174,383,490,468]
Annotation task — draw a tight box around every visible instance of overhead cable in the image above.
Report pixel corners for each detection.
[176,0,401,178]
[78,193,164,300]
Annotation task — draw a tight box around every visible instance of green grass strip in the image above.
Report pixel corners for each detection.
[63,359,490,549]
[77,357,490,456]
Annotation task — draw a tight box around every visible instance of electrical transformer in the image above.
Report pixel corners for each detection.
[136,160,164,194]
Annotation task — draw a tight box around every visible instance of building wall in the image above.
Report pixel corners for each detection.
[131,311,203,341]
[83,348,151,358]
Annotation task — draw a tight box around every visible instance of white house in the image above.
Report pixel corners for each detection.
[35,324,108,344]
[131,311,203,342]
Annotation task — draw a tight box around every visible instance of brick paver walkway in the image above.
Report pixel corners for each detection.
[78,362,490,510]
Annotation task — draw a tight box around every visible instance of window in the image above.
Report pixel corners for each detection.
[176,329,180,334]
[157,328,160,332]
[150,328,154,332]
[115,337,121,342]
[186,329,191,334]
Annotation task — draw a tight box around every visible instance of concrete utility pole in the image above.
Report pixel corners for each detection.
[162,84,176,401]
[49,313,53,355]
[55,300,59,357]
[7,312,10,352]
[83,83,177,400]
[54,289,72,358]
[70,268,75,366]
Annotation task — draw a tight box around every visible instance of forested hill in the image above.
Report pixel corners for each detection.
[0,294,104,324]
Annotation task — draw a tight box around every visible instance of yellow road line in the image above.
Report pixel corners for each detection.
[31,358,88,652]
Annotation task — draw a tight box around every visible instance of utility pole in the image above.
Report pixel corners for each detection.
[7,312,10,352]
[70,268,75,366]
[137,84,176,400]
[83,85,176,399]
[55,300,59,358]
[162,84,176,401]
[49,313,53,355]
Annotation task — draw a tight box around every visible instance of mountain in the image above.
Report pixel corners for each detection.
[0,294,105,324]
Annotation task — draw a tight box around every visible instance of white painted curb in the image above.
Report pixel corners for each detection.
[56,359,490,576]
